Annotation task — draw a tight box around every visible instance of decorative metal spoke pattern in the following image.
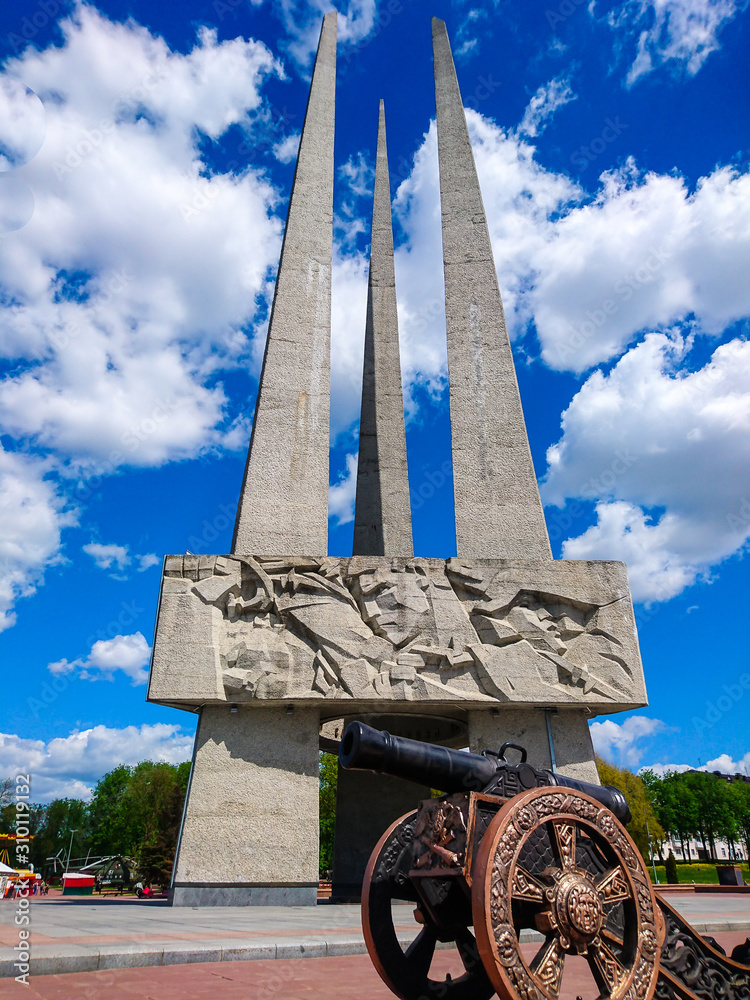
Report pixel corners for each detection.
[363,811,495,1000]
[472,788,660,1000]
[530,937,566,998]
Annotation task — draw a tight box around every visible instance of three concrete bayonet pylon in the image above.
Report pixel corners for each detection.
[167,14,599,908]
[353,101,413,557]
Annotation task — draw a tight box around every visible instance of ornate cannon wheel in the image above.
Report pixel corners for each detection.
[472,787,661,1000]
[362,811,495,1000]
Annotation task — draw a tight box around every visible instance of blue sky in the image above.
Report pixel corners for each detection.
[0,0,748,802]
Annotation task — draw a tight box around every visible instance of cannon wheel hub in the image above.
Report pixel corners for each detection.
[545,870,604,952]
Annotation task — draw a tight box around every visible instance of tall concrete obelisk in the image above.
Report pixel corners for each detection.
[431,18,595,780]
[432,18,551,562]
[168,13,337,907]
[332,102,427,900]
[149,17,645,907]
[353,101,413,557]
[233,12,337,555]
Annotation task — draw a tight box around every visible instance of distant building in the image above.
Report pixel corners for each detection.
[663,769,749,863]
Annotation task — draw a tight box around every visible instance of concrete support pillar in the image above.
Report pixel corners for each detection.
[331,714,434,901]
[171,705,320,906]
[232,13,337,555]
[353,101,413,557]
[432,18,551,561]
[331,766,430,901]
[468,708,600,785]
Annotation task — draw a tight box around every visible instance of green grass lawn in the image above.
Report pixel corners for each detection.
[648,863,750,885]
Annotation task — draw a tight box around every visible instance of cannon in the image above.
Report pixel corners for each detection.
[340,722,750,1000]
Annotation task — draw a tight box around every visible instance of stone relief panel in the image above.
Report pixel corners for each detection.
[149,555,646,710]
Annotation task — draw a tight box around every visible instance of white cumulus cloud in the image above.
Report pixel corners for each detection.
[274,0,378,69]
[703,751,750,775]
[0,446,74,633]
[0,723,194,802]
[393,113,750,377]
[49,631,152,685]
[543,333,750,602]
[82,541,159,577]
[0,3,284,474]
[606,0,747,86]
[82,542,130,571]
[641,751,750,777]
[590,714,665,767]
[516,76,577,138]
[329,452,358,525]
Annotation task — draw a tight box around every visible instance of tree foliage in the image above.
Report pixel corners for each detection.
[319,752,337,877]
[596,756,664,864]
[641,768,746,862]
[13,760,191,885]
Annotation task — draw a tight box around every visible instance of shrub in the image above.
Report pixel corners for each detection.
[665,852,678,884]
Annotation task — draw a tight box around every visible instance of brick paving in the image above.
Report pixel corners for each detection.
[1,931,747,1000]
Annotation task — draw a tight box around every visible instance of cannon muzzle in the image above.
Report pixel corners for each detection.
[340,721,631,824]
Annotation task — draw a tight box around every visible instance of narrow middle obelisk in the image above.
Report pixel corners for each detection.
[332,101,426,901]
[233,11,337,555]
[352,100,412,556]
[432,18,551,561]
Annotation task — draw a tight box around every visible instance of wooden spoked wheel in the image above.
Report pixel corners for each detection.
[362,811,495,1000]
[472,787,661,1000]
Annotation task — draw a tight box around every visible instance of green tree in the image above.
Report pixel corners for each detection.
[31,799,91,875]
[0,777,16,834]
[319,752,337,877]
[127,761,190,887]
[730,781,750,861]
[643,770,700,861]
[681,771,735,861]
[86,760,191,886]
[87,764,140,855]
[596,757,664,865]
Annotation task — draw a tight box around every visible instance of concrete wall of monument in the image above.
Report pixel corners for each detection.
[147,554,647,713]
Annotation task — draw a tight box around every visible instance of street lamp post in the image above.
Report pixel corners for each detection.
[645,813,659,884]
[66,829,77,872]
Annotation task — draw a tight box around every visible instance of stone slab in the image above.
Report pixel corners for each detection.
[96,942,166,970]
[170,705,320,902]
[275,937,328,959]
[150,555,646,714]
[171,885,318,907]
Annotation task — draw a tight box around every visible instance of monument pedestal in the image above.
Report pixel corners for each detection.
[170,705,320,907]
[468,707,599,785]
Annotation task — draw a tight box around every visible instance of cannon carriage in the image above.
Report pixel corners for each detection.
[340,722,750,1000]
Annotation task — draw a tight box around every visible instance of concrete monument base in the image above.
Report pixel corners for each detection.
[170,884,317,907]
[170,705,320,905]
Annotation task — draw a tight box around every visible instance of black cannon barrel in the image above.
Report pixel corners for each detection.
[339,722,631,824]
[553,775,631,825]
[339,721,497,792]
